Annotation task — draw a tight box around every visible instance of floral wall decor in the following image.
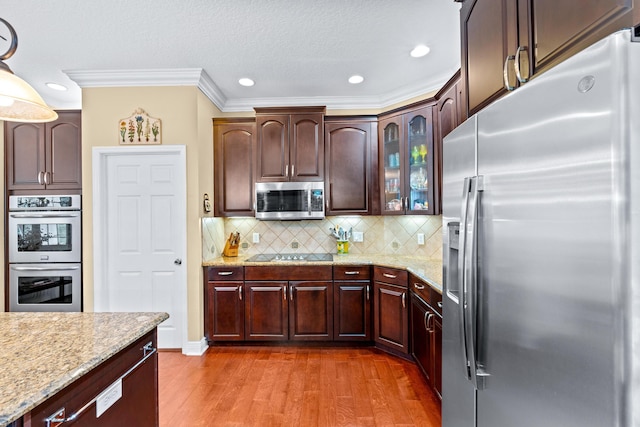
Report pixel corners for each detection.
[119,108,162,145]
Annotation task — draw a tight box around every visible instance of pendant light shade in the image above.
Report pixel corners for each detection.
[0,17,57,123]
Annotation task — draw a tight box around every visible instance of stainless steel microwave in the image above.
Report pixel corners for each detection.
[255,181,325,220]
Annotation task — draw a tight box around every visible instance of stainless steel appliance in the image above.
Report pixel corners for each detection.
[442,29,639,427]
[8,195,82,312]
[8,195,82,263]
[255,181,325,220]
[245,253,333,262]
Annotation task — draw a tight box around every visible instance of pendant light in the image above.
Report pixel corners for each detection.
[0,17,57,122]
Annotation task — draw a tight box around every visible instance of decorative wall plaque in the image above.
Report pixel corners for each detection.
[119,108,161,144]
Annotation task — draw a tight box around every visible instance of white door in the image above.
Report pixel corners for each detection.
[93,146,187,350]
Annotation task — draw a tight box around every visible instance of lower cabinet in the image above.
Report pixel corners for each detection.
[333,265,372,341]
[245,281,288,340]
[205,266,245,341]
[373,266,409,355]
[289,280,333,341]
[410,274,443,398]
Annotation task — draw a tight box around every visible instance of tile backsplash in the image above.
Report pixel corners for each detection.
[202,215,442,261]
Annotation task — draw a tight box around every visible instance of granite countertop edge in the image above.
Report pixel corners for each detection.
[0,311,169,425]
[203,254,443,293]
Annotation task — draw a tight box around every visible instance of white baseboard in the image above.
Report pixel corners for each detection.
[182,337,208,356]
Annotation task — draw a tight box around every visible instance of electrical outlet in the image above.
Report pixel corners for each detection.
[291,241,299,249]
[353,231,364,242]
[253,233,260,243]
[417,233,425,245]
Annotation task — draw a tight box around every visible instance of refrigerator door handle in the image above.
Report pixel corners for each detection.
[464,176,488,390]
[458,177,472,381]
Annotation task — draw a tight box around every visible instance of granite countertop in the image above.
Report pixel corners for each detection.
[203,254,443,293]
[0,311,169,426]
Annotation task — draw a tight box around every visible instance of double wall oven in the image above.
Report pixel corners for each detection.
[8,195,82,312]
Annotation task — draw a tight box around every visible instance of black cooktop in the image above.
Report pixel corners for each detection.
[245,253,333,262]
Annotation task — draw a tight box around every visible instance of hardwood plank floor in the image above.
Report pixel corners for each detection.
[159,346,441,427]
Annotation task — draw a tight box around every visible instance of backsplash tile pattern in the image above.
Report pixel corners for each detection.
[202,215,442,260]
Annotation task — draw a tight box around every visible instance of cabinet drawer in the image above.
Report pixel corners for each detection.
[373,267,407,287]
[333,265,371,281]
[409,273,430,303]
[207,266,244,281]
[245,265,332,281]
[431,288,442,316]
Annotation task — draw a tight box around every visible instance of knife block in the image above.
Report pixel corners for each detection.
[223,240,238,257]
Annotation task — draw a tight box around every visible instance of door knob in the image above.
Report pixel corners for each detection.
[174,258,182,265]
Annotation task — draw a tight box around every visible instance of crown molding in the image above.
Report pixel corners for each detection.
[64,67,457,113]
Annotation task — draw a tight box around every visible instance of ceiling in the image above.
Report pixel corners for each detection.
[0,0,461,113]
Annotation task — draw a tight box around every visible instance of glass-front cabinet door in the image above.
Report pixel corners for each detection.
[381,118,403,214]
[406,107,434,214]
[379,104,435,215]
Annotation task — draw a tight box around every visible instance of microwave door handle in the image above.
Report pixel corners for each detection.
[11,265,81,271]
[10,212,80,218]
[308,189,312,215]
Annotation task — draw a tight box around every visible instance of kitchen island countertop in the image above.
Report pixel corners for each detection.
[0,311,168,425]
[203,254,443,293]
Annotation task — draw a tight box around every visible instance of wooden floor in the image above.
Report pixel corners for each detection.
[158,346,441,427]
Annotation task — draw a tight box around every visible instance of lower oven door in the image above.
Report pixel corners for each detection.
[9,263,82,312]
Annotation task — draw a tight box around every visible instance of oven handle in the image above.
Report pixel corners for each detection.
[11,265,81,272]
[10,212,80,218]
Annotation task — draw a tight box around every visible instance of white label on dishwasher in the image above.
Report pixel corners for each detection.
[96,378,123,418]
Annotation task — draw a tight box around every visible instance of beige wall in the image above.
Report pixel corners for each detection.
[81,86,221,343]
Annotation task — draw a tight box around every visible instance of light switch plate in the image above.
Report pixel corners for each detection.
[353,231,364,242]
[253,233,260,243]
[417,233,425,245]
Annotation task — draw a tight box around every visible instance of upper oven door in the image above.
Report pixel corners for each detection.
[8,211,82,263]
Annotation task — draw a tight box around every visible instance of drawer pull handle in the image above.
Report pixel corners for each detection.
[45,342,157,426]
[413,283,425,290]
[383,273,397,279]
[345,271,360,275]
[217,271,233,276]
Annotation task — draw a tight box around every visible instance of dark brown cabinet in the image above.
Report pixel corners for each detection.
[255,107,325,182]
[5,110,82,192]
[213,119,256,217]
[409,274,442,398]
[379,102,437,215]
[333,265,372,341]
[289,280,333,341]
[245,281,289,340]
[324,117,378,215]
[205,266,245,342]
[434,72,463,213]
[373,266,409,355]
[460,0,633,117]
[243,265,333,341]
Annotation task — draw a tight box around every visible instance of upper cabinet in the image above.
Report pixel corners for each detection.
[213,118,256,217]
[255,107,325,182]
[324,117,378,216]
[5,110,82,192]
[379,102,437,216]
[461,0,633,117]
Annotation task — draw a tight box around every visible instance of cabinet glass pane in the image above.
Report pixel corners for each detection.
[383,123,402,212]
[407,115,429,212]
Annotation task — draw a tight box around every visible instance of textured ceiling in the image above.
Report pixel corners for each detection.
[0,0,461,112]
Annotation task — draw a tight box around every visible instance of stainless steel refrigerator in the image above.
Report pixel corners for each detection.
[442,29,640,427]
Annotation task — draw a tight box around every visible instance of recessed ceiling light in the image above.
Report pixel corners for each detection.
[348,75,364,84]
[46,82,67,91]
[410,44,431,58]
[238,78,255,87]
